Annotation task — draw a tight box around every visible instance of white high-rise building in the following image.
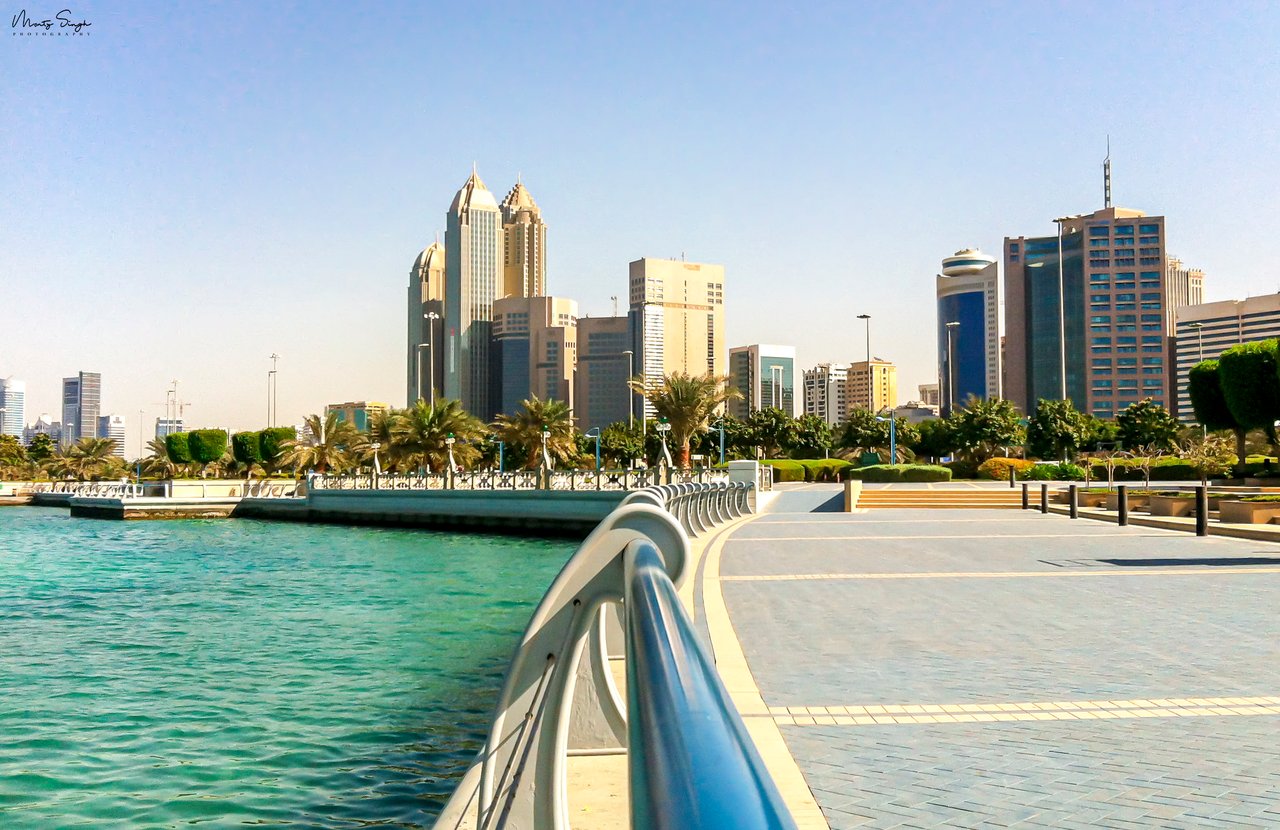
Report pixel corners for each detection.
[98,414,127,457]
[444,170,504,419]
[937,249,1000,416]
[407,240,446,406]
[803,363,849,426]
[0,377,25,441]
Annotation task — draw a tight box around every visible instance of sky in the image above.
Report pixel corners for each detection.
[3,1,1279,454]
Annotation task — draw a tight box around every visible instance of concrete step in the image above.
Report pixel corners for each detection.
[856,490,1026,509]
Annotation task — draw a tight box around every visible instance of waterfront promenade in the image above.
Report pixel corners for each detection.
[700,483,1280,828]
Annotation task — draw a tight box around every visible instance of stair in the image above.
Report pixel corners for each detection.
[855,489,1026,509]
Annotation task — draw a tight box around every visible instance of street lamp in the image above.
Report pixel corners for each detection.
[370,441,382,475]
[655,417,673,469]
[268,353,280,427]
[1188,321,1204,362]
[425,312,440,406]
[1053,215,1085,402]
[497,440,505,473]
[857,314,871,410]
[621,349,635,429]
[415,344,429,404]
[945,321,960,416]
[875,414,897,464]
[540,425,552,471]
[445,432,456,472]
[713,417,726,466]
[586,427,601,471]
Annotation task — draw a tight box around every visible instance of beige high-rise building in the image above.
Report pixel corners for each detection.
[500,180,547,299]
[847,359,897,412]
[629,258,725,418]
[1165,254,1205,333]
[407,240,446,405]
[574,315,633,430]
[492,296,578,414]
[445,170,504,419]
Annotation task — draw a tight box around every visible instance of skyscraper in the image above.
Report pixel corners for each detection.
[847,359,898,413]
[0,377,25,441]
[408,240,446,405]
[61,371,101,444]
[1174,295,1279,421]
[802,363,849,426]
[936,248,1000,415]
[728,345,796,419]
[98,414,126,457]
[500,180,547,299]
[1165,254,1205,333]
[445,170,504,419]
[325,401,390,432]
[491,296,578,415]
[574,315,633,430]
[1004,207,1171,418]
[629,258,725,419]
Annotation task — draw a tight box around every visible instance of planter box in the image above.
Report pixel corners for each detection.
[1219,500,1280,525]
[1077,493,1109,508]
[1105,493,1150,511]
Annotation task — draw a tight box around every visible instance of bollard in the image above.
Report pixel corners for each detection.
[1021,482,1029,510]
[1010,468,1017,489]
[1069,484,1078,519]
[1196,485,1209,537]
[1117,485,1128,526]
[1040,483,1048,514]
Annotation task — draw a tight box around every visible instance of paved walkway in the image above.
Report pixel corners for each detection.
[703,484,1280,829]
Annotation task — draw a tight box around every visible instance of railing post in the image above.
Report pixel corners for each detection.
[1118,484,1128,526]
[1196,485,1209,536]
[1021,482,1029,510]
[1068,484,1078,519]
[1039,483,1048,514]
[1010,467,1016,489]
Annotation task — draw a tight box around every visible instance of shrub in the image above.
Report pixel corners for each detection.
[165,432,192,464]
[796,459,852,482]
[977,457,1035,481]
[762,459,805,482]
[1023,464,1056,481]
[232,431,263,466]
[845,464,951,483]
[1056,462,1086,481]
[259,427,297,468]
[944,459,979,479]
[187,429,229,465]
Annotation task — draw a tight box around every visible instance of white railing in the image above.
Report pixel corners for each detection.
[432,480,779,830]
[242,480,300,498]
[307,467,729,493]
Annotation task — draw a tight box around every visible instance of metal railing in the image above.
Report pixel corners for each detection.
[432,479,792,829]
[308,467,730,493]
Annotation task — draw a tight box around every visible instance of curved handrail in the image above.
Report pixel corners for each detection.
[625,539,797,829]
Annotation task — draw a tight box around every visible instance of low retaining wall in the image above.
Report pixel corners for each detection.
[69,497,242,520]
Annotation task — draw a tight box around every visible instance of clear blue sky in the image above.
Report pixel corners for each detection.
[3,0,1278,451]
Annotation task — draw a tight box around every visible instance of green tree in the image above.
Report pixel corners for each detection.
[1180,433,1236,485]
[1217,340,1280,442]
[187,430,229,475]
[911,418,956,461]
[65,437,123,481]
[391,399,484,473]
[231,431,263,468]
[1082,414,1120,451]
[259,427,297,474]
[26,433,55,463]
[166,432,193,464]
[600,422,644,467]
[789,414,833,459]
[950,396,1025,462]
[141,437,182,479]
[492,396,579,469]
[629,373,741,469]
[279,413,359,474]
[0,435,24,466]
[1026,398,1088,460]
[1115,398,1179,451]
[1188,359,1247,476]
[746,407,796,459]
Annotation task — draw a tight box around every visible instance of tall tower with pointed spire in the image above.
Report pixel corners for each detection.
[445,169,504,419]
[500,179,547,298]
[407,239,446,406]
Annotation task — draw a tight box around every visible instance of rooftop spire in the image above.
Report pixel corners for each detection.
[1103,136,1112,209]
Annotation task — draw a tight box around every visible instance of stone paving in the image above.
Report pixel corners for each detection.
[719,485,1280,828]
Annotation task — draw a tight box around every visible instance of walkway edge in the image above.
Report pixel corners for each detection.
[698,515,830,830]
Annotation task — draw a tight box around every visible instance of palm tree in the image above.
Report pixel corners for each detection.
[141,438,182,479]
[352,408,405,471]
[391,399,484,472]
[278,412,360,474]
[492,396,579,469]
[67,437,121,480]
[630,373,741,469]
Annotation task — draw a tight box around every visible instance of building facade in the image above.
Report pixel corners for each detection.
[155,418,184,439]
[574,315,633,431]
[444,171,505,420]
[847,359,898,413]
[1005,207,1172,419]
[407,241,446,406]
[1165,255,1205,333]
[629,258,725,419]
[61,371,101,445]
[1174,294,1280,421]
[491,296,578,415]
[0,377,25,441]
[802,363,849,426]
[937,248,1000,415]
[98,414,126,457]
[727,344,796,419]
[500,181,547,299]
[918,383,940,408]
[325,401,390,432]
[23,414,60,446]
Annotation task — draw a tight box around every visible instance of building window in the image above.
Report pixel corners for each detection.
[1089,226,1110,237]
[1142,324,1162,331]
[1139,224,1159,234]
[1142,345,1163,352]
[1090,315,1111,324]
[1092,337,1113,346]
[1009,243,1020,253]
[1141,313,1162,322]
[1090,239,1110,248]
[1117,314,1137,322]
[1116,294,1136,302]
[1143,368,1163,375]
[1115,225,1135,235]
[1114,238,1134,247]
[1118,358,1138,366]
[1142,357,1162,365]
[1090,273,1110,282]
[1141,302,1161,310]
[1142,336,1163,344]
[1117,336,1137,345]
[1139,236,1159,244]
[1090,294,1110,303]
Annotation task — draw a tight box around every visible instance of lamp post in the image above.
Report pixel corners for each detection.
[497,440,505,473]
[622,349,635,429]
[586,427,601,471]
[876,414,896,464]
[415,344,429,404]
[713,418,726,466]
[857,313,871,410]
[268,353,280,427]
[1187,321,1206,438]
[945,321,960,416]
[425,312,440,406]
[445,433,457,486]
[540,425,552,471]
[1052,215,1085,402]
[656,417,672,470]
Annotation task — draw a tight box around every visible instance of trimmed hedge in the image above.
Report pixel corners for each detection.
[977,457,1035,481]
[259,427,297,466]
[187,429,228,465]
[232,431,263,465]
[943,459,979,479]
[165,432,192,464]
[797,459,853,482]
[1188,360,1237,431]
[844,464,952,483]
[1218,340,1280,431]
[761,459,805,482]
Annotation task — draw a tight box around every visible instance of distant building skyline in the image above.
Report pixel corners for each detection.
[61,372,101,446]
[492,296,578,415]
[98,414,127,457]
[1174,293,1280,421]
[802,363,849,426]
[728,344,796,419]
[0,377,25,441]
[574,315,633,431]
[936,248,1000,416]
[847,359,898,413]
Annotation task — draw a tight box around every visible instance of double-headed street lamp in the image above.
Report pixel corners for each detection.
[445,432,456,473]
[540,425,552,471]
[621,349,635,429]
[586,427,602,472]
[712,417,726,466]
[944,321,960,416]
[655,418,673,469]
[875,414,896,464]
[857,314,872,409]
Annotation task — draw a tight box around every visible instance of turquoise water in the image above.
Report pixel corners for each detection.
[0,508,572,828]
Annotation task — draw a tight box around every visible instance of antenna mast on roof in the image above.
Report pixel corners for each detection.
[1103,136,1112,208]
[611,295,618,317]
